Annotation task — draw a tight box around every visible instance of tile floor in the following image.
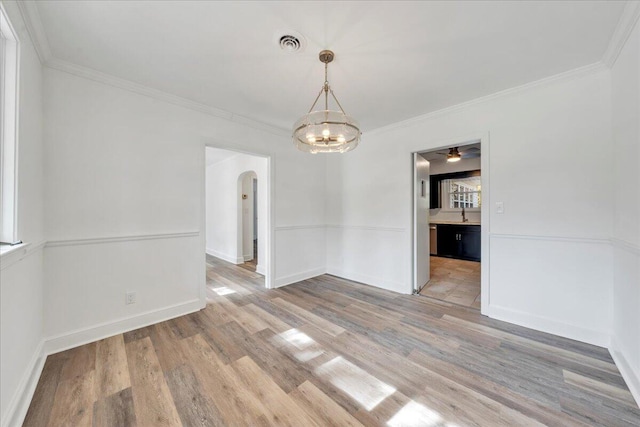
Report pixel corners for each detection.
[419,256,481,309]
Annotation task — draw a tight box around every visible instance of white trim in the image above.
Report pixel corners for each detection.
[610,337,640,407]
[611,238,640,255]
[367,62,607,136]
[275,224,326,231]
[46,58,288,138]
[1,339,45,427]
[325,224,406,233]
[243,254,253,261]
[326,268,407,294]
[0,3,20,245]
[46,231,199,248]
[274,267,326,288]
[203,143,274,290]
[15,0,51,63]
[205,249,244,265]
[43,299,203,355]
[602,1,640,67]
[487,305,611,348]
[0,240,45,271]
[409,133,491,310]
[255,264,265,275]
[490,233,612,246]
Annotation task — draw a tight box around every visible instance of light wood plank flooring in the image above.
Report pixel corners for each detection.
[421,256,481,308]
[238,239,258,273]
[24,256,639,426]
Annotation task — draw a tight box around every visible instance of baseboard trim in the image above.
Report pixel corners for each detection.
[243,254,253,262]
[1,340,46,427]
[205,249,243,265]
[487,304,610,348]
[44,299,203,355]
[327,267,410,294]
[274,268,326,288]
[610,337,640,407]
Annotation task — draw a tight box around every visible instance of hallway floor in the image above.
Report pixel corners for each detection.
[420,256,481,309]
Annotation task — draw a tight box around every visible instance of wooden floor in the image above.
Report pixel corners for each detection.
[420,256,481,309]
[24,257,640,426]
[238,239,258,272]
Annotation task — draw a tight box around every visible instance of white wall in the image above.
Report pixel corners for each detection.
[326,67,614,346]
[205,151,266,272]
[42,66,327,348]
[0,2,45,426]
[610,17,640,404]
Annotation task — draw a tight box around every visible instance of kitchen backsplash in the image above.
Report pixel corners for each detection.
[429,208,481,223]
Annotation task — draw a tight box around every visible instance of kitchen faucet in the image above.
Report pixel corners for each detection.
[461,206,468,222]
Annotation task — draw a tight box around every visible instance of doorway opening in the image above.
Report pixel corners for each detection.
[238,171,258,273]
[204,147,269,294]
[413,139,488,312]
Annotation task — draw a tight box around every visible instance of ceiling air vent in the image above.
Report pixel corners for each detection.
[275,30,306,53]
[279,35,301,51]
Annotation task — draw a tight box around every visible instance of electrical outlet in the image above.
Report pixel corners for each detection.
[496,201,504,214]
[126,291,137,305]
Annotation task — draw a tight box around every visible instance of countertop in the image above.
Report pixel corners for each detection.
[430,221,481,226]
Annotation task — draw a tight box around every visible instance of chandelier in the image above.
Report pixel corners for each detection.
[292,50,361,153]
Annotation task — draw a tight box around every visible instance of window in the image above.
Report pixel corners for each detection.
[0,4,19,245]
[445,177,481,209]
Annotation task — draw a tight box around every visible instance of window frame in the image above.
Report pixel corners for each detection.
[441,176,482,212]
[0,3,20,245]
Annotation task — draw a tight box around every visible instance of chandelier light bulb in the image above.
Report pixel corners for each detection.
[322,128,330,137]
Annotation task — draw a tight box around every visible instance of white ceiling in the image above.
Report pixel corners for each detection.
[32,1,626,132]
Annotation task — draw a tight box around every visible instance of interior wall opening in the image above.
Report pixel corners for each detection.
[204,146,269,296]
[414,141,484,310]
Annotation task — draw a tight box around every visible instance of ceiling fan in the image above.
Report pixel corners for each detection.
[438,146,480,163]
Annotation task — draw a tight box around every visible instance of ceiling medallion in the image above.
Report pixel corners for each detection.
[292,50,361,154]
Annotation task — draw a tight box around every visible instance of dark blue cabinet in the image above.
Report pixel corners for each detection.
[436,224,480,262]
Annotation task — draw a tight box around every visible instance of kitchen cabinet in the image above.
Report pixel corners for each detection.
[436,224,480,262]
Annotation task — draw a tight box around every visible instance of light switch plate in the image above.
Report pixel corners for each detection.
[496,202,504,214]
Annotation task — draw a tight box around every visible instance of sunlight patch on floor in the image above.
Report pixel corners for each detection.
[278,328,325,362]
[316,356,396,411]
[387,401,446,426]
[211,286,236,296]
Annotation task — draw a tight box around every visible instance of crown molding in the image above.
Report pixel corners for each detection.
[15,0,52,63]
[602,1,640,68]
[15,0,288,137]
[16,0,634,138]
[45,58,289,137]
[367,61,608,136]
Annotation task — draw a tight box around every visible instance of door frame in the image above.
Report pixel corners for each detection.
[202,142,275,292]
[412,153,430,294]
[411,134,490,315]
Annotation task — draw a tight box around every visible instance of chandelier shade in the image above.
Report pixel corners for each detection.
[292,50,361,154]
